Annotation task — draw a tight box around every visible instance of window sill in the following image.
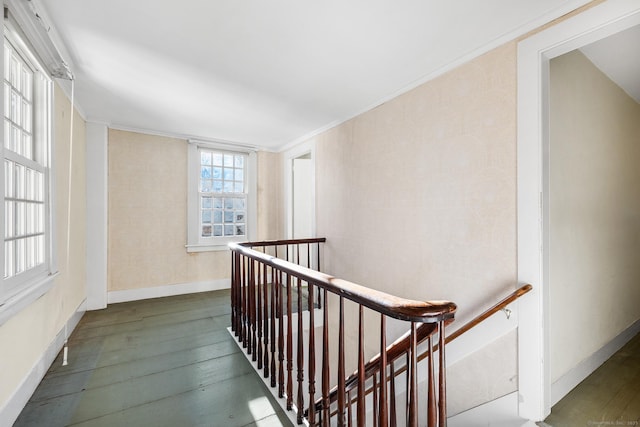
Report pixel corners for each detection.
[0,271,59,326]
[185,244,231,253]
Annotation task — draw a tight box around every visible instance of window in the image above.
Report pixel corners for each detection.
[200,150,246,239]
[187,142,256,251]
[1,26,54,315]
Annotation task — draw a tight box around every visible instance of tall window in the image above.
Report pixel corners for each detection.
[2,33,52,302]
[187,142,256,252]
[199,149,247,239]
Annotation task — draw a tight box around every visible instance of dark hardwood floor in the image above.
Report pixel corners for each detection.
[14,290,291,427]
[542,332,640,427]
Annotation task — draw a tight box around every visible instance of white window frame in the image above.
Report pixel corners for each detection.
[186,140,257,252]
[0,13,57,325]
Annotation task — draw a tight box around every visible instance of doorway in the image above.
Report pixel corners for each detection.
[516,1,640,421]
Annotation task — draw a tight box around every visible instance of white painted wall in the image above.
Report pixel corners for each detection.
[292,156,313,239]
[85,122,108,310]
[549,50,640,385]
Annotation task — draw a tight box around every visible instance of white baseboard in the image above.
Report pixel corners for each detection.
[448,391,534,427]
[0,299,86,427]
[551,318,640,406]
[106,279,230,305]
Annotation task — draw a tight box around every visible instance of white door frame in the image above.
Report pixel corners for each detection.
[517,0,640,420]
[283,140,316,239]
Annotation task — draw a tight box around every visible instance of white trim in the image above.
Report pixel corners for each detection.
[85,122,108,310]
[283,139,316,239]
[0,272,57,326]
[188,138,258,153]
[551,318,640,407]
[448,392,535,427]
[516,1,640,421]
[0,298,85,427]
[107,279,230,304]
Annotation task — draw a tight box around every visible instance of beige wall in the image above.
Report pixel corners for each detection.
[311,41,518,413]
[257,151,284,241]
[0,83,87,407]
[107,130,229,291]
[549,50,640,382]
[108,131,284,291]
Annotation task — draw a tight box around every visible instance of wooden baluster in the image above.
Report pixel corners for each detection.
[286,273,294,410]
[297,243,300,266]
[316,242,322,309]
[262,252,269,376]
[296,277,305,424]
[389,362,397,427]
[357,305,365,427]
[230,250,236,333]
[321,289,330,427]
[257,260,263,368]
[405,352,410,425]
[307,282,316,425]
[278,266,285,397]
[337,297,346,426]
[347,390,353,427]
[427,335,436,427]
[307,242,311,268]
[270,264,277,387]
[242,256,248,349]
[373,374,378,427]
[408,323,417,427]
[379,315,388,427]
[251,259,257,360]
[438,320,447,427]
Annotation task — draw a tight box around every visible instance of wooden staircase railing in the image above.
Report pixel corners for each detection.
[315,284,533,419]
[230,238,456,427]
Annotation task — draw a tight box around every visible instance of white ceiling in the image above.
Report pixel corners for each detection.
[580,24,640,104]
[41,0,593,150]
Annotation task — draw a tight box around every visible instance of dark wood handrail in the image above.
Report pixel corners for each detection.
[231,238,457,426]
[239,237,327,247]
[229,242,457,323]
[315,283,533,411]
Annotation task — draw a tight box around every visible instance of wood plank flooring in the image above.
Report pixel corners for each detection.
[542,332,640,427]
[14,290,292,427]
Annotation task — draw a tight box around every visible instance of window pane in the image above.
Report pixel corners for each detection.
[202,225,212,237]
[213,225,223,236]
[213,210,222,223]
[212,167,222,179]
[224,211,234,223]
[213,180,223,192]
[5,241,13,279]
[234,182,244,193]
[200,179,212,192]
[223,181,233,193]
[202,196,212,209]
[234,156,244,168]
[236,225,245,236]
[212,153,223,166]
[224,154,234,167]
[224,199,234,210]
[235,211,245,222]
[5,159,13,197]
[234,198,245,210]
[223,168,234,181]
[5,201,13,238]
[201,166,212,179]
[202,210,211,224]
[224,225,234,236]
[213,198,223,209]
[234,169,243,181]
[201,151,212,165]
